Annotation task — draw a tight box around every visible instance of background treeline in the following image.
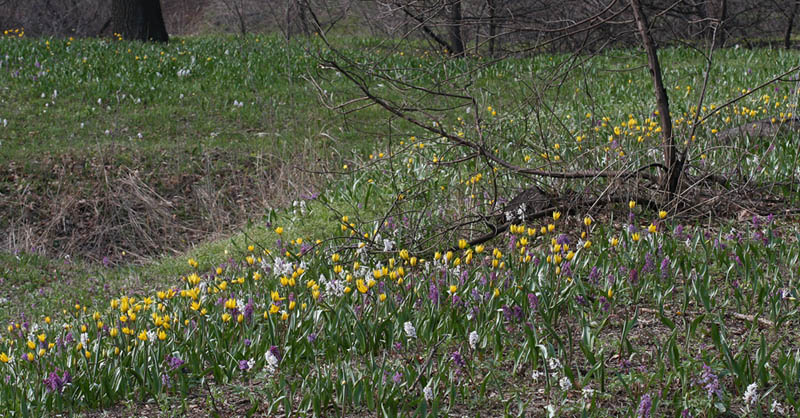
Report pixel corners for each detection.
[1,1,799,51]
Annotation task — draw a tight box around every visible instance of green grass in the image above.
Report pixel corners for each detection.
[1,32,800,416]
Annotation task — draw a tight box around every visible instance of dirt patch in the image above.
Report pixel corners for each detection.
[0,147,326,263]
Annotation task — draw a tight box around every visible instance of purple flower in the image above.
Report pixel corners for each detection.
[560,261,573,278]
[451,351,466,368]
[637,393,652,418]
[43,370,71,393]
[392,371,403,384]
[244,338,252,346]
[238,360,251,371]
[588,266,600,284]
[307,333,317,343]
[598,296,610,312]
[660,257,670,279]
[166,355,185,370]
[269,346,281,362]
[528,293,539,310]
[161,373,171,388]
[698,364,722,399]
[642,253,655,274]
[629,268,639,284]
[428,282,439,304]
[243,301,254,321]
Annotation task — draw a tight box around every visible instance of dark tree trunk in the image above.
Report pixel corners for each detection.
[112,0,168,43]
[630,0,681,197]
[706,0,727,47]
[785,0,800,49]
[449,0,465,56]
[488,0,497,57]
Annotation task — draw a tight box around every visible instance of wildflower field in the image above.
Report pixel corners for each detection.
[1,32,800,416]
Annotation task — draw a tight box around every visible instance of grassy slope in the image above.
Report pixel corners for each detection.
[1,33,800,416]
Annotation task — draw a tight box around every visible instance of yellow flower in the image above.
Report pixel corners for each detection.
[493,288,500,297]
[629,200,636,210]
[26,352,34,361]
[269,304,280,314]
[0,353,8,363]
[225,298,237,309]
[38,348,46,357]
[237,314,244,323]
[659,210,667,219]
[449,285,457,294]
[611,237,619,247]
[85,351,91,359]
[607,288,614,298]
[584,241,592,249]
[356,279,368,294]
[648,224,657,233]
[552,211,561,221]
[281,311,289,321]
[275,227,284,235]
[158,330,167,341]
[632,233,641,242]
[110,328,119,337]
[27,340,36,350]
[222,313,232,322]
[379,293,387,302]
[458,239,467,249]
[583,216,592,226]
[137,331,148,341]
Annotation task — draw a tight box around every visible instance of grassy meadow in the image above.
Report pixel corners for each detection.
[1,30,800,416]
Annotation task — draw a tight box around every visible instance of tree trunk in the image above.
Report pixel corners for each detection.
[705,0,727,47]
[449,0,465,56]
[488,0,497,57]
[630,0,682,197]
[112,0,168,42]
[785,0,799,49]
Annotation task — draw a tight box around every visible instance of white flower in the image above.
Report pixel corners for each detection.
[423,382,433,401]
[468,331,479,350]
[383,239,395,252]
[177,68,190,77]
[545,404,556,418]
[403,321,417,338]
[771,400,785,415]
[80,332,88,346]
[559,376,572,391]
[548,357,562,371]
[743,382,758,406]
[247,358,255,370]
[147,330,156,342]
[265,351,279,373]
[582,386,595,399]
[532,370,543,381]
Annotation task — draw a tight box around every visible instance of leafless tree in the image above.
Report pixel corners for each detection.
[304,0,798,253]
